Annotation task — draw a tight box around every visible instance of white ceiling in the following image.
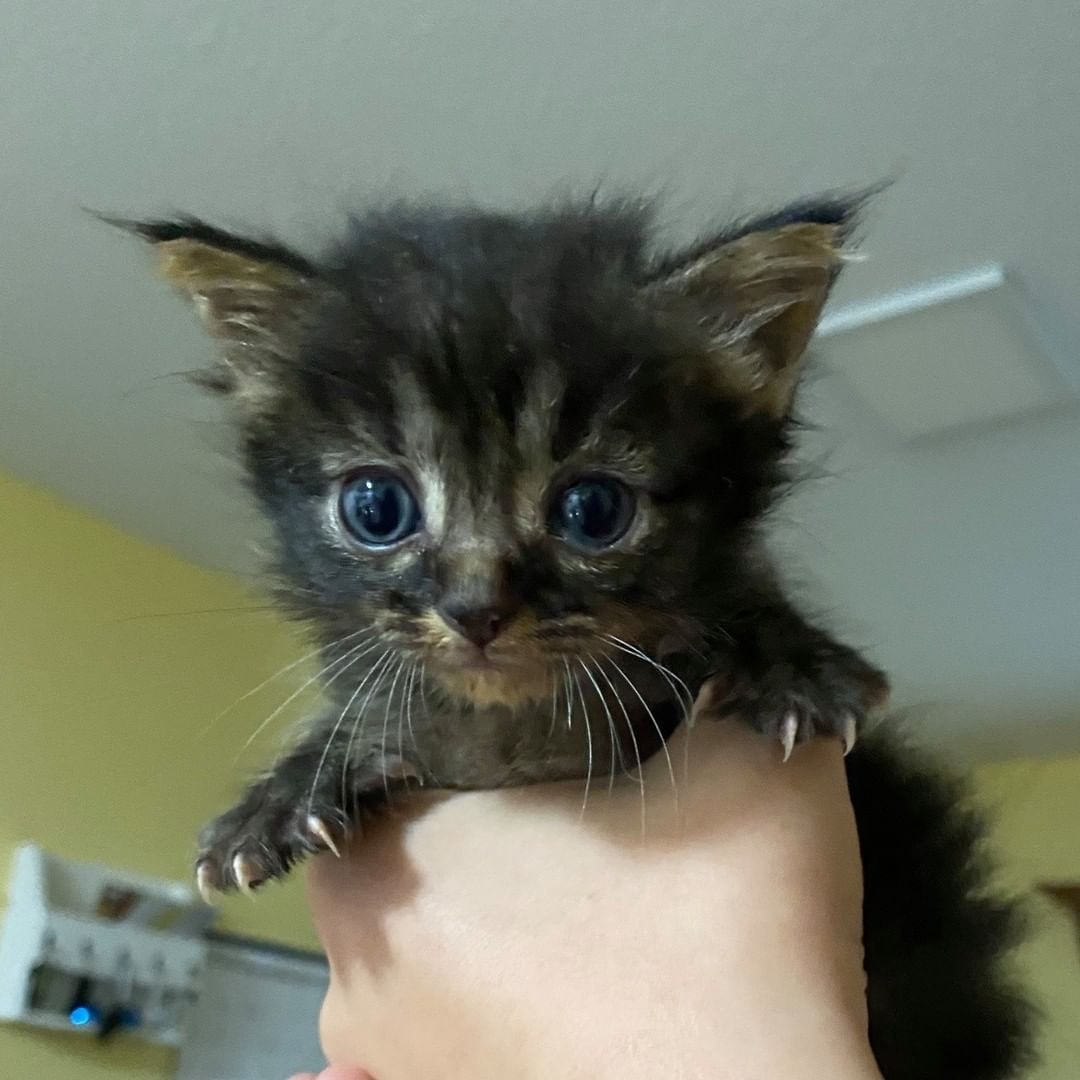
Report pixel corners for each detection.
[2,1,1078,760]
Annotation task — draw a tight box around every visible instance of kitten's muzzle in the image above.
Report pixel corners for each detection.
[437,603,508,649]
[435,556,522,649]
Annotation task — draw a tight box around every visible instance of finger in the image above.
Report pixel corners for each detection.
[286,1068,373,1080]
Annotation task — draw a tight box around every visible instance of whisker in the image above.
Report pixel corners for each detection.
[343,650,398,820]
[115,603,279,623]
[337,649,396,811]
[408,661,430,782]
[419,660,433,723]
[237,633,381,758]
[666,625,717,658]
[604,633,695,709]
[604,654,679,818]
[590,656,647,835]
[546,668,561,741]
[572,664,593,820]
[205,626,374,741]
[561,658,576,732]
[602,633,695,716]
[306,647,390,817]
[585,652,630,785]
[577,656,618,795]
[379,658,409,803]
[397,662,419,790]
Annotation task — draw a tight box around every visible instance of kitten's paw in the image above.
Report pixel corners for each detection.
[704,655,888,761]
[771,699,858,761]
[195,800,349,899]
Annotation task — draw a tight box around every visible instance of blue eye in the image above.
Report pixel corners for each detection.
[338,471,421,547]
[551,476,634,548]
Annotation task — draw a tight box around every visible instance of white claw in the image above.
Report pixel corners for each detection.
[307,815,341,858]
[842,713,858,756]
[195,862,216,905]
[232,853,260,895]
[690,678,720,725]
[780,711,799,763]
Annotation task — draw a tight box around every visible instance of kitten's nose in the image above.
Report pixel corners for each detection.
[438,604,507,649]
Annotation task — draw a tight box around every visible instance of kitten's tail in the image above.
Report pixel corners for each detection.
[848,727,1039,1079]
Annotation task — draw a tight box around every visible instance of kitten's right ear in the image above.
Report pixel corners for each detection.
[647,194,869,419]
[112,217,317,402]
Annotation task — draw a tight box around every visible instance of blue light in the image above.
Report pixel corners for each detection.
[69,1006,94,1027]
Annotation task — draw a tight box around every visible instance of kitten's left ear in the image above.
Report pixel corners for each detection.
[111,217,318,401]
[650,196,863,419]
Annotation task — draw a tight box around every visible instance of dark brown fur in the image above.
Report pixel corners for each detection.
[119,193,1034,1077]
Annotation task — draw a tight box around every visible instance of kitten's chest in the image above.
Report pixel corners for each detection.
[347,667,687,790]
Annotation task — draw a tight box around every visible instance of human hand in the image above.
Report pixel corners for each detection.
[288,1066,372,1080]
[308,708,881,1080]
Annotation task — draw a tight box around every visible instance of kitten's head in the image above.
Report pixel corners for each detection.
[125,195,858,708]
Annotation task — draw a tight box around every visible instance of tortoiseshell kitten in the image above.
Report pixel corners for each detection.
[121,194,1033,1078]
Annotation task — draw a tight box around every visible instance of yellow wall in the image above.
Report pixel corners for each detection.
[0,473,319,1079]
[974,755,1080,1080]
[1,470,1077,1078]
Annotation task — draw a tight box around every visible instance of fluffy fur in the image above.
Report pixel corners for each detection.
[852,730,1035,1077]
[120,192,1035,1077]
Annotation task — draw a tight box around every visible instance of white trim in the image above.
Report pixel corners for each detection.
[817,264,1006,337]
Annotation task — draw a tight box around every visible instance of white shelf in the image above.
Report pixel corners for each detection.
[0,844,216,1046]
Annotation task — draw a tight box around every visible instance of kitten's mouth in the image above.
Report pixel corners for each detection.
[440,641,539,673]
[426,642,554,707]
[451,644,503,670]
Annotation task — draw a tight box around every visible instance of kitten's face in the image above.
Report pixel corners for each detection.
[128,198,852,709]
[245,311,757,708]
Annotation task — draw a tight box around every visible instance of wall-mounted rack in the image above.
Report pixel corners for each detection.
[0,844,215,1046]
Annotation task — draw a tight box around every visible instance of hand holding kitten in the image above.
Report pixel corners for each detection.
[305,713,881,1080]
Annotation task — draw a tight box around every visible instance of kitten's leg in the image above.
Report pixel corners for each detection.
[707,596,889,758]
[195,717,420,897]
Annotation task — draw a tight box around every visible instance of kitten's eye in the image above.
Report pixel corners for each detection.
[338,470,421,547]
[551,476,634,549]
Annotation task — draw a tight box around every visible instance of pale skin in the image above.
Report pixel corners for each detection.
[290,713,884,1080]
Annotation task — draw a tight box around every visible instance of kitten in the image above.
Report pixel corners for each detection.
[120,194,1033,1077]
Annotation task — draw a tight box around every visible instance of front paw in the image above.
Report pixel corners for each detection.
[195,790,348,900]
[703,655,888,761]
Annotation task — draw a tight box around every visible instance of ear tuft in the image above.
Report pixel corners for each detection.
[651,191,874,418]
[106,215,316,277]
[110,215,318,402]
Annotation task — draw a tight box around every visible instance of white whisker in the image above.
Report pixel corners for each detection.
[572,664,593,820]
[379,658,409,802]
[307,647,390,816]
[332,654,387,811]
[336,649,396,812]
[408,661,428,780]
[547,669,561,741]
[577,656,618,795]
[604,654,679,818]
[561,658,576,732]
[603,633,695,717]
[206,626,374,738]
[419,660,433,723]
[590,656,647,835]
[239,634,382,759]
[668,625,719,657]
[397,662,419,789]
